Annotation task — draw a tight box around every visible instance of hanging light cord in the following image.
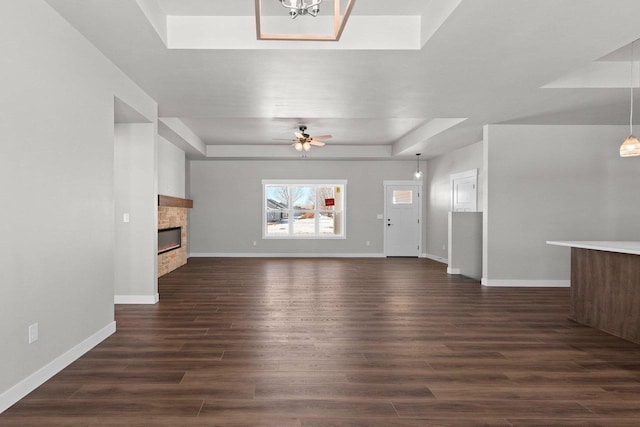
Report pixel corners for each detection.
[630,86,634,136]
[631,41,635,136]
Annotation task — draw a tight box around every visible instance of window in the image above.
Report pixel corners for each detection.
[263,180,346,239]
[392,190,413,205]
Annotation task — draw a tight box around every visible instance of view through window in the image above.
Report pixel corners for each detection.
[263,180,346,238]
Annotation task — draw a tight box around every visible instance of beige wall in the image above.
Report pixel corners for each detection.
[424,141,483,261]
[158,135,186,199]
[0,0,156,408]
[188,160,424,255]
[114,124,158,301]
[483,124,640,285]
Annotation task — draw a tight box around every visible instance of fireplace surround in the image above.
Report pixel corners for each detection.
[158,195,193,277]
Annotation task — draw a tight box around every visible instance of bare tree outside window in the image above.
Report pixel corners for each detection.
[263,181,346,238]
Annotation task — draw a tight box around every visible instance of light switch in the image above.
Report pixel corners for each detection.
[376,214,383,220]
[28,323,38,344]
[123,213,130,223]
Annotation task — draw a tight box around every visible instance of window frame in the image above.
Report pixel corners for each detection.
[262,179,347,240]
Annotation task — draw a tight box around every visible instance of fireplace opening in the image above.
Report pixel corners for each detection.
[158,227,181,254]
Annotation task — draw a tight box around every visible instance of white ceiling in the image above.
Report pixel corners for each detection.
[44,0,640,159]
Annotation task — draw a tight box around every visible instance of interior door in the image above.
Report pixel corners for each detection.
[385,183,421,257]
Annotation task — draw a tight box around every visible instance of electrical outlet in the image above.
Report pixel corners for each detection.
[123,213,130,223]
[28,323,38,344]
[253,241,257,247]
[366,241,370,246]
[442,244,446,250]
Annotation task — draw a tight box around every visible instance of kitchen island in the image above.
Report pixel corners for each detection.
[547,241,640,344]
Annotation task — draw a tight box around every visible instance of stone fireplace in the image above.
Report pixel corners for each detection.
[158,195,193,277]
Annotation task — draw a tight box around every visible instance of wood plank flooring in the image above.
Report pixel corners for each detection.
[3,257,640,426]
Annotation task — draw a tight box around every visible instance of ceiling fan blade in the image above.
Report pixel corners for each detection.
[309,140,325,147]
[310,134,332,141]
[273,138,296,141]
[294,132,305,139]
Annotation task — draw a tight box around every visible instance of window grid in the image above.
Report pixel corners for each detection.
[263,180,346,239]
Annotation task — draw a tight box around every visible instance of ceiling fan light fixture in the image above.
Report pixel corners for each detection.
[278,126,332,152]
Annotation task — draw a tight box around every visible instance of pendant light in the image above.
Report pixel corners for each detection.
[621,40,640,157]
[413,153,423,179]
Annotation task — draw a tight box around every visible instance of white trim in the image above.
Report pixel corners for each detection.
[114,293,159,304]
[262,179,348,185]
[450,169,478,182]
[189,252,385,258]
[450,168,478,212]
[481,278,571,287]
[383,180,421,186]
[0,321,116,414]
[422,253,448,264]
[447,267,461,274]
[260,235,347,240]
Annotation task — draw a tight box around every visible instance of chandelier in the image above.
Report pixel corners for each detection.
[279,0,323,19]
[255,0,355,41]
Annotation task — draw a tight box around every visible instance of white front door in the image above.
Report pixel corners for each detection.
[451,169,478,212]
[384,182,421,257]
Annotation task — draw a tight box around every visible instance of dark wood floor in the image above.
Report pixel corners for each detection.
[3,257,640,426]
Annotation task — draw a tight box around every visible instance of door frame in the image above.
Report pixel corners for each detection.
[383,180,423,257]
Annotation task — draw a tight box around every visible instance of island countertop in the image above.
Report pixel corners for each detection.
[548,240,640,344]
[546,241,640,256]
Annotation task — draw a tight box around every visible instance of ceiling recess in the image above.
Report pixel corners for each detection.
[255,0,356,41]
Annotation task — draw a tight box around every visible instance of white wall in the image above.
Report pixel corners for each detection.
[0,0,156,410]
[158,136,186,198]
[114,124,158,302]
[425,141,483,261]
[189,160,424,255]
[483,124,640,286]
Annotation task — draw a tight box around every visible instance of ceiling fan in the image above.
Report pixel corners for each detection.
[273,125,332,152]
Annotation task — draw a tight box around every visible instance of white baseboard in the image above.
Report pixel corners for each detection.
[189,252,386,258]
[481,278,570,287]
[114,293,159,304]
[422,253,448,264]
[0,321,116,414]
[447,267,461,274]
